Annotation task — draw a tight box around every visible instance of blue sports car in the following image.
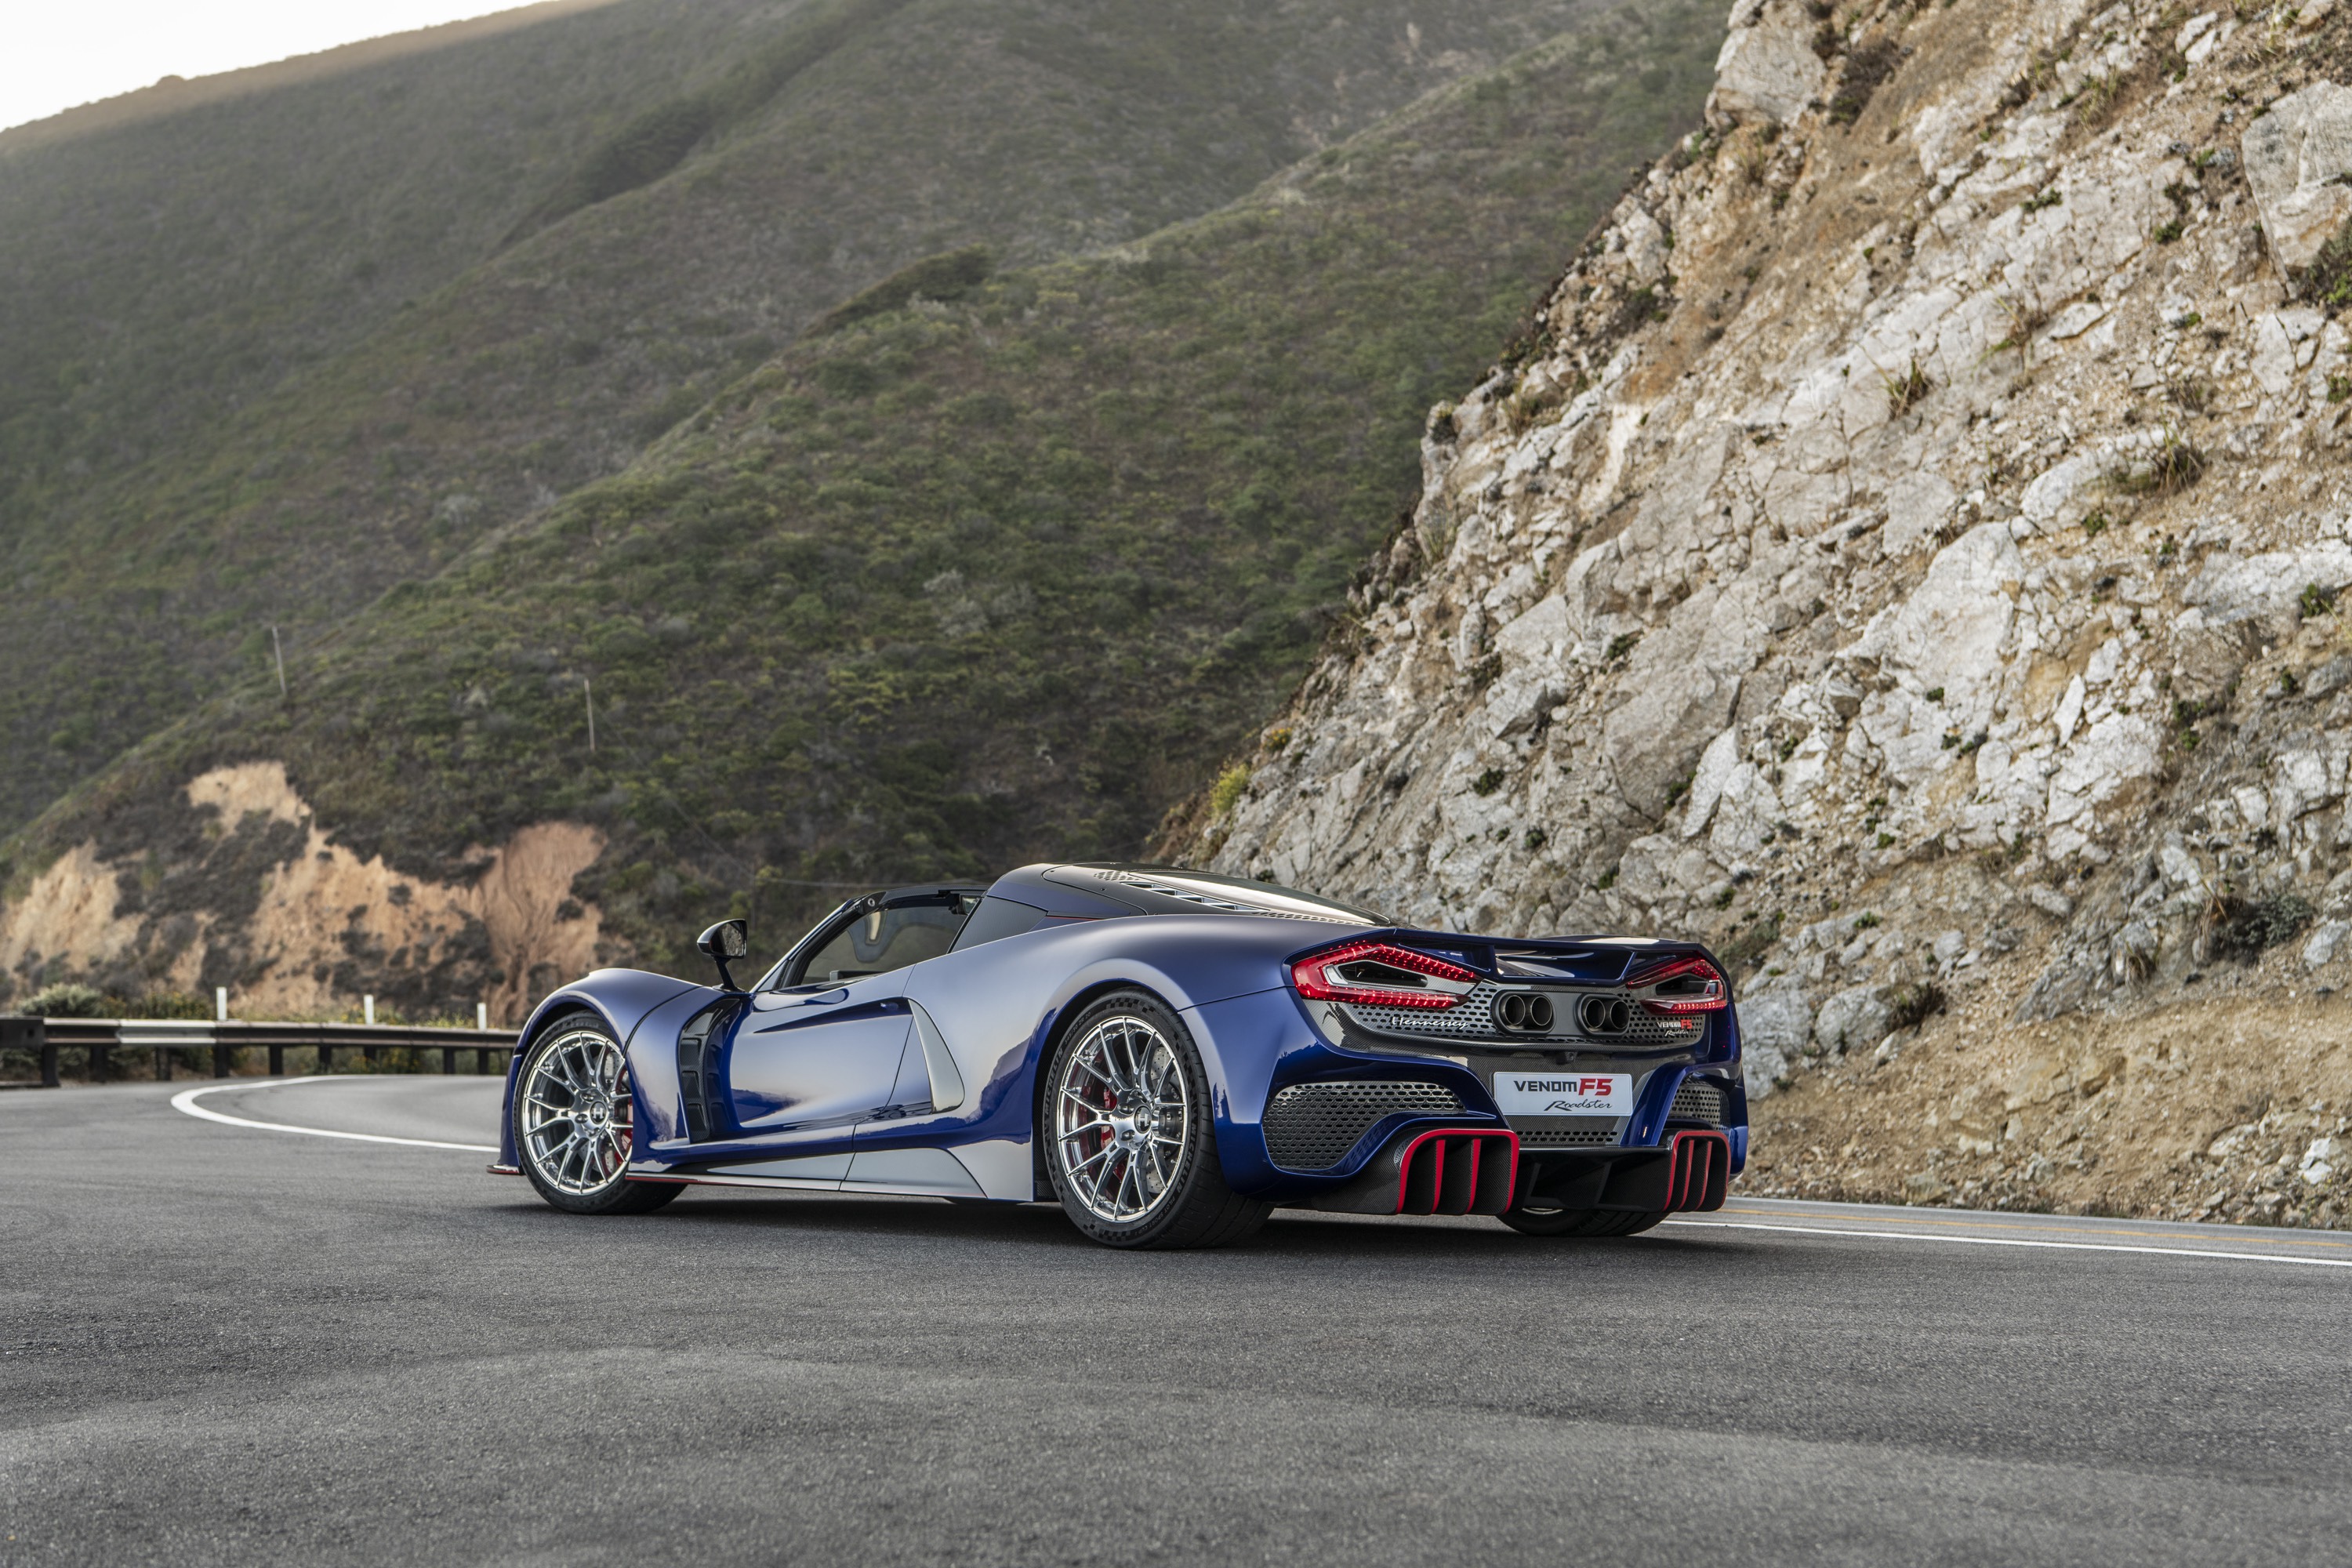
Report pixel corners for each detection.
[493,863,1746,1247]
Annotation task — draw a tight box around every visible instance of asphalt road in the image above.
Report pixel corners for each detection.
[4,1078,2348,1566]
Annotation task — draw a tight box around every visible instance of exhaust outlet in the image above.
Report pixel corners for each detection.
[1578,994,1631,1035]
[1496,993,1557,1033]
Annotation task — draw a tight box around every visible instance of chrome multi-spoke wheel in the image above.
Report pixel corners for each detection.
[512,1016,678,1215]
[1054,1011,1192,1222]
[521,1024,633,1195]
[1043,991,1268,1249]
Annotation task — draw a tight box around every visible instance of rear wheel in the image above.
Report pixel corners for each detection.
[1044,991,1269,1249]
[514,1014,681,1216]
[1498,1206,1665,1237]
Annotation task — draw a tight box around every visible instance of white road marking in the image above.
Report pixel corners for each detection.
[152,1083,2352,1265]
[172,1078,497,1152]
[1663,1216,2352,1271]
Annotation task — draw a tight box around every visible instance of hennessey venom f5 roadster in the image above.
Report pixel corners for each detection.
[493,864,1747,1247]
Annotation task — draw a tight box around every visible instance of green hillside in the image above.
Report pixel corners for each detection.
[14,0,1726,993]
[0,0,1607,839]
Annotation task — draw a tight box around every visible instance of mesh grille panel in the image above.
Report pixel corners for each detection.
[1670,1077,1726,1124]
[1341,982,1502,1038]
[1602,1010,1708,1047]
[1263,1080,1463,1170]
[1517,1125,1621,1148]
[1340,983,1704,1047]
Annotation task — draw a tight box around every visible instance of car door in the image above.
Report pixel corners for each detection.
[718,893,971,1154]
[724,973,913,1154]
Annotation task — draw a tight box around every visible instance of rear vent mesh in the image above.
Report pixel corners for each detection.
[1669,1077,1726,1125]
[1515,1121,1621,1149]
[1263,1080,1463,1170]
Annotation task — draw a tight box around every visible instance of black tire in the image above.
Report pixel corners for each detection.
[514,1012,682,1217]
[1043,990,1269,1250]
[1497,1206,1665,1237]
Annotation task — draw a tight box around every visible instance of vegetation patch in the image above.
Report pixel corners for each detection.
[1882,981,1945,1033]
[521,0,916,233]
[2209,891,2314,961]
[1827,34,1904,126]
[815,245,995,335]
[2310,216,2352,313]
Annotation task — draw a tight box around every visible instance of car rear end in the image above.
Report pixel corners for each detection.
[1255,931,1745,1220]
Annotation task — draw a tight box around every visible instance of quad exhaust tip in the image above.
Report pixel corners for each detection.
[1499,990,1632,1035]
[1496,992,1555,1033]
[1577,994,1631,1035]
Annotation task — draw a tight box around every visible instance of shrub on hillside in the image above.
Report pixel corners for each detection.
[24,983,108,1018]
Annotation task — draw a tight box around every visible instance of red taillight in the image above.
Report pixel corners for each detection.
[1290,940,1479,1011]
[1626,953,1728,1014]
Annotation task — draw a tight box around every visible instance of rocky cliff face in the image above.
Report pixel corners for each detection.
[1185,0,2352,1225]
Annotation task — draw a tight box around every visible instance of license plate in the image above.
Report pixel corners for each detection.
[1492,1071,1630,1116]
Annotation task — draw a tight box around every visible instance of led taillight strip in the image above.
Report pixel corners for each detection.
[1290,939,1479,1011]
[1626,953,1729,1014]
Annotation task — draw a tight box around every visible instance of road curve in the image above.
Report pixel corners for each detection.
[4,1076,2347,1566]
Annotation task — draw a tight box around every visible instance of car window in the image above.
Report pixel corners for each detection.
[788,901,967,985]
[947,896,1045,953]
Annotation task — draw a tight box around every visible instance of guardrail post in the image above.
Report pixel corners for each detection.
[318,1042,334,1074]
[2,1018,53,1087]
[474,1047,489,1075]
[212,1040,231,1079]
[153,1041,171,1081]
[268,1042,284,1076]
[441,1046,457,1074]
[90,1035,111,1083]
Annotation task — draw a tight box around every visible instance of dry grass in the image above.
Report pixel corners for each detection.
[1880,355,1933,416]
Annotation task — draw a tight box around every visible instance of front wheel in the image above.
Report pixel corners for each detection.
[1044,991,1269,1249]
[514,1013,681,1216]
[1497,1207,1664,1237]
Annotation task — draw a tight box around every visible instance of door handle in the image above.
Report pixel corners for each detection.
[751,987,848,1012]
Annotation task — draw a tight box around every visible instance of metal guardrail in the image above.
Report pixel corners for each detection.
[0,1016,519,1087]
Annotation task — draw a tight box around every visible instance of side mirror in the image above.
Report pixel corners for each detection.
[696,919,750,993]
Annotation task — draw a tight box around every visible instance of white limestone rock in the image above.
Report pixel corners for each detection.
[2183,543,2352,637]
[1846,523,2022,728]
[1884,470,1959,557]
[1737,982,1813,1099]
[1711,0,1828,128]
[2242,83,2352,288]
[1813,985,1890,1056]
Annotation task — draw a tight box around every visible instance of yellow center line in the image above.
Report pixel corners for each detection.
[1714,1203,2352,1252]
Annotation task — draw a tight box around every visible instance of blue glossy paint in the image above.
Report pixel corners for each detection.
[495,866,1752,1211]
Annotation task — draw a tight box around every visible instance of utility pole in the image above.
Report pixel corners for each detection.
[585,677,596,753]
[270,626,288,698]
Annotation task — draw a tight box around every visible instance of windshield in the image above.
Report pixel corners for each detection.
[771,890,983,987]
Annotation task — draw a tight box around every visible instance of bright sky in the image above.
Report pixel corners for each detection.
[2,2,535,133]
